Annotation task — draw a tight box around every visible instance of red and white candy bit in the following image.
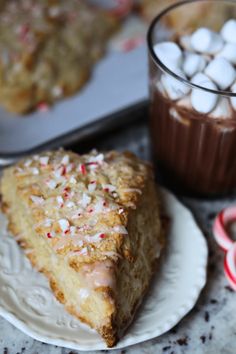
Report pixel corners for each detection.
[213,206,236,251]
[96,0,133,18]
[224,244,236,291]
[37,101,49,112]
[118,36,145,53]
[213,206,236,291]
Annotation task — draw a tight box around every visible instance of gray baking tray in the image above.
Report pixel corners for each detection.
[0,44,148,166]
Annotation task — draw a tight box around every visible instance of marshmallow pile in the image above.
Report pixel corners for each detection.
[153,19,236,117]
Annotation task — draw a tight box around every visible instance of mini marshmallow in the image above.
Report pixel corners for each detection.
[182,52,207,78]
[230,81,236,110]
[210,97,233,119]
[217,43,236,65]
[221,19,236,44]
[153,41,182,71]
[190,27,224,55]
[205,57,236,90]
[161,68,190,100]
[179,35,192,51]
[191,73,218,114]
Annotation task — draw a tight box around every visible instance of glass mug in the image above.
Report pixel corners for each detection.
[147,0,236,196]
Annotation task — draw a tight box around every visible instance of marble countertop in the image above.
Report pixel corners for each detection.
[1,120,235,354]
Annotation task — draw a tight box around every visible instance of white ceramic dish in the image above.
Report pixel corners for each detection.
[0,188,208,351]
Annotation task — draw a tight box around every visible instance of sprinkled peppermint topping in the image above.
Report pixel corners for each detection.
[61,155,70,165]
[37,102,49,112]
[102,184,116,193]
[88,181,96,193]
[85,233,106,243]
[47,231,55,239]
[31,167,39,175]
[52,85,63,98]
[13,149,148,257]
[53,166,66,179]
[39,156,49,166]
[77,163,87,175]
[88,153,104,164]
[66,201,75,208]
[70,226,76,235]
[69,175,77,184]
[30,195,44,205]
[46,179,57,189]
[24,159,32,167]
[44,218,52,227]
[81,193,91,208]
[58,218,70,232]
[56,196,64,207]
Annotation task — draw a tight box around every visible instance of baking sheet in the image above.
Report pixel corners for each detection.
[0,34,148,154]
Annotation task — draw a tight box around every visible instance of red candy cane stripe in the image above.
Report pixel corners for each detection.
[213,207,236,251]
[213,206,236,291]
[225,243,236,282]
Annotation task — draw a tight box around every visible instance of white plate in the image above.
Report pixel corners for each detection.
[0,188,208,351]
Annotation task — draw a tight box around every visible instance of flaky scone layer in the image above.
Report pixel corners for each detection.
[1,149,164,347]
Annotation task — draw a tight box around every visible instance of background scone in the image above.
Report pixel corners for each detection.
[139,0,229,30]
[0,149,164,347]
[0,0,117,114]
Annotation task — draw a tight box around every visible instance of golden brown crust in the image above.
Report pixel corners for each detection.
[0,149,164,347]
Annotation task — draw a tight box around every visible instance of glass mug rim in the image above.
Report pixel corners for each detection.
[147,0,236,98]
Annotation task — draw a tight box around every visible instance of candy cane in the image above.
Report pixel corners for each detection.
[213,207,236,291]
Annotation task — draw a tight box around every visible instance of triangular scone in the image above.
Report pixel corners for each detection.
[0,149,164,347]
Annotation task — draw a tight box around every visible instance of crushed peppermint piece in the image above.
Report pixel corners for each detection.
[31,167,39,175]
[81,193,91,208]
[24,159,32,167]
[70,226,76,235]
[66,201,75,208]
[39,156,49,166]
[46,179,57,189]
[57,196,64,207]
[66,163,73,173]
[118,208,124,214]
[52,85,63,98]
[53,166,66,178]
[94,198,105,213]
[102,184,116,192]
[47,231,55,239]
[86,233,104,243]
[58,218,70,232]
[61,155,70,165]
[78,247,88,255]
[88,153,104,164]
[78,164,87,175]
[37,102,49,112]
[69,176,77,184]
[44,218,52,227]
[30,195,44,205]
[99,233,107,239]
[88,181,96,193]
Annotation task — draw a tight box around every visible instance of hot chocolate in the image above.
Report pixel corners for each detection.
[148,5,236,196]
